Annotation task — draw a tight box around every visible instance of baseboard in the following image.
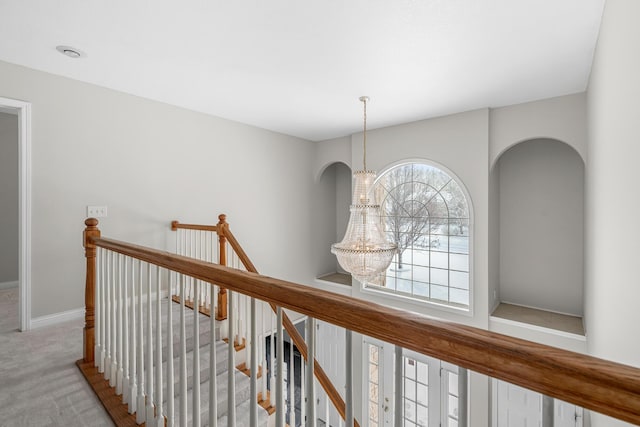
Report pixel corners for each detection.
[0,280,19,290]
[31,307,85,329]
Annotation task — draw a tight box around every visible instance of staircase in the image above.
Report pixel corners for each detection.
[159,297,270,427]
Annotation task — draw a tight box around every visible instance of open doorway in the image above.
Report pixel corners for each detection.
[0,109,19,330]
[0,97,32,331]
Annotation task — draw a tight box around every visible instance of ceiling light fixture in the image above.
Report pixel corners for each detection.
[331,96,397,283]
[56,45,85,59]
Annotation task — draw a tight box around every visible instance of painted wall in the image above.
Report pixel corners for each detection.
[586,0,640,425]
[0,60,315,319]
[0,112,19,285]
[498,139,584,316]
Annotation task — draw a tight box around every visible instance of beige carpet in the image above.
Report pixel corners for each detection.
[0,287,113,426]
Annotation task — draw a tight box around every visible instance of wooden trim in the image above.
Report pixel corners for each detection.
[169,220,218,232]
[89,235,640,425]
[83,218,100,363]
[76,359,143,426]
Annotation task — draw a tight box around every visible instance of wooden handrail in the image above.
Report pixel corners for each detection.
[85,233,640,425]
[170,220,218,232]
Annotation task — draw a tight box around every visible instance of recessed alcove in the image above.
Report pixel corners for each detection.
[314,161,352,286]
[490,138,585,334]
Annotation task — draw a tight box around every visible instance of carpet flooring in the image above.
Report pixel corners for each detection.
[0,288,113,426]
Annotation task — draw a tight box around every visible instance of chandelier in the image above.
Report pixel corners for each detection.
[331,96,397,283]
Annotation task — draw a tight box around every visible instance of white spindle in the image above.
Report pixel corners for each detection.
[136,260,146,424]
[99,248,106,373]
[95,247,101,370]
[117,254,124,395]
[269,314,275,401]
[146,263,154,423]
[394,345,403,426]
[105,250,111,379]
[209,282,218,426]
[166,271,175,426]
[324,390,329,427]
[306,317,316,427]
[155,266,163,427]
[110,251,117,387]
[179,274,188,427]
[345,330,353,427]
[250,298,258,427]
[122,257,130,405]
[289,336,295,427]
[261,305,268,400]
[129,259,137,414]
[193,279,201,427]
[300,353,306,426]
[227,290,236,427]
[276,307,285,427]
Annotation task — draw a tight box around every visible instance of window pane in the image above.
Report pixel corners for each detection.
[430,251,448,269]
[417,405,429,427]
[413,281,429,298]
[449,253,469,272]
[405,358,416,379]
[450,288,469,306]
[413,265,429,283]
[417,383,428,405]
[430,268,448,286]
[431,284,448,302]
[450,271,469,289]
[449,235,469,254]
[448,372,459,396]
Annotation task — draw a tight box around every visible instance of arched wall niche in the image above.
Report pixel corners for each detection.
[490,138,585,318]
[313,161,352,282]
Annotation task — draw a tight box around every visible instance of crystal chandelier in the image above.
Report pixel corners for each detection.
[331,96,397,283]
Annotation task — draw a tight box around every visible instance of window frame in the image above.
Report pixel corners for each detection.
[361,159,475,315]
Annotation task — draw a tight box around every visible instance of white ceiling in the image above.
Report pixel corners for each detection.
[0,0,605,141]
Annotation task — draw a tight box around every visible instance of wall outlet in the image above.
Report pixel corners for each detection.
[87,205,108,218]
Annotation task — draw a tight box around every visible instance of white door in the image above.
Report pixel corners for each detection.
[365,339,462,427]
[495,381,543,427]
[554,399,583,427]
[494,380,583,427]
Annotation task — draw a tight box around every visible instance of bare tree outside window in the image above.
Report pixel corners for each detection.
[372,163,471,308]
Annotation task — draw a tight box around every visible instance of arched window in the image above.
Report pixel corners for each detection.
[371,162,472,309]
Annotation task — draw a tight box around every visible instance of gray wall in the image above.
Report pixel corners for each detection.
[0,112,18,285]
[498,138,584,316]
[586,0,640,424]
[0,59,315,318]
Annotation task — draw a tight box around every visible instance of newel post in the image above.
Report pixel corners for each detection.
[216,214,228,321]
[83,218,100,363]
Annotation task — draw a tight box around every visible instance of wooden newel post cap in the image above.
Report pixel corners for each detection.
[85,218,99,228]
[171,220,179,231]
[218,214,227,224]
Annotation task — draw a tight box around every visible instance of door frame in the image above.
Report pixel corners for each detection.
[0,96,32,331]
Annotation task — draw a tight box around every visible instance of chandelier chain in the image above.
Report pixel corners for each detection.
[362,97,367,171]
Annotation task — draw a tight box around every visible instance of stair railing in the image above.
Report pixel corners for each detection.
[80,218,640,427]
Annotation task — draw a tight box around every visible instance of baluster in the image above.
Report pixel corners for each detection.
[117,254,124,395]
[136,260,146,424]
[99,248,106,373]
[193,279,201,427]
[110,251,117,387]
[227,290,236,427]
[345,330,353,427]
[394,345,403,426]
[166,271,175,426]
[269,314,275,403]
[94,247,101,370]
[306,317,316,427]
[179,274,187,427]
[276,307,285,427]
[300,353,305,426]
[155,266,164,426]
[261,304,268,401]
[105,250,111,380]
[146,263,154,423]
[209,282,218,426]
[129,259,137,414]
[250,298,258,427]
[289,336,295,427]
[123,257,130,404]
